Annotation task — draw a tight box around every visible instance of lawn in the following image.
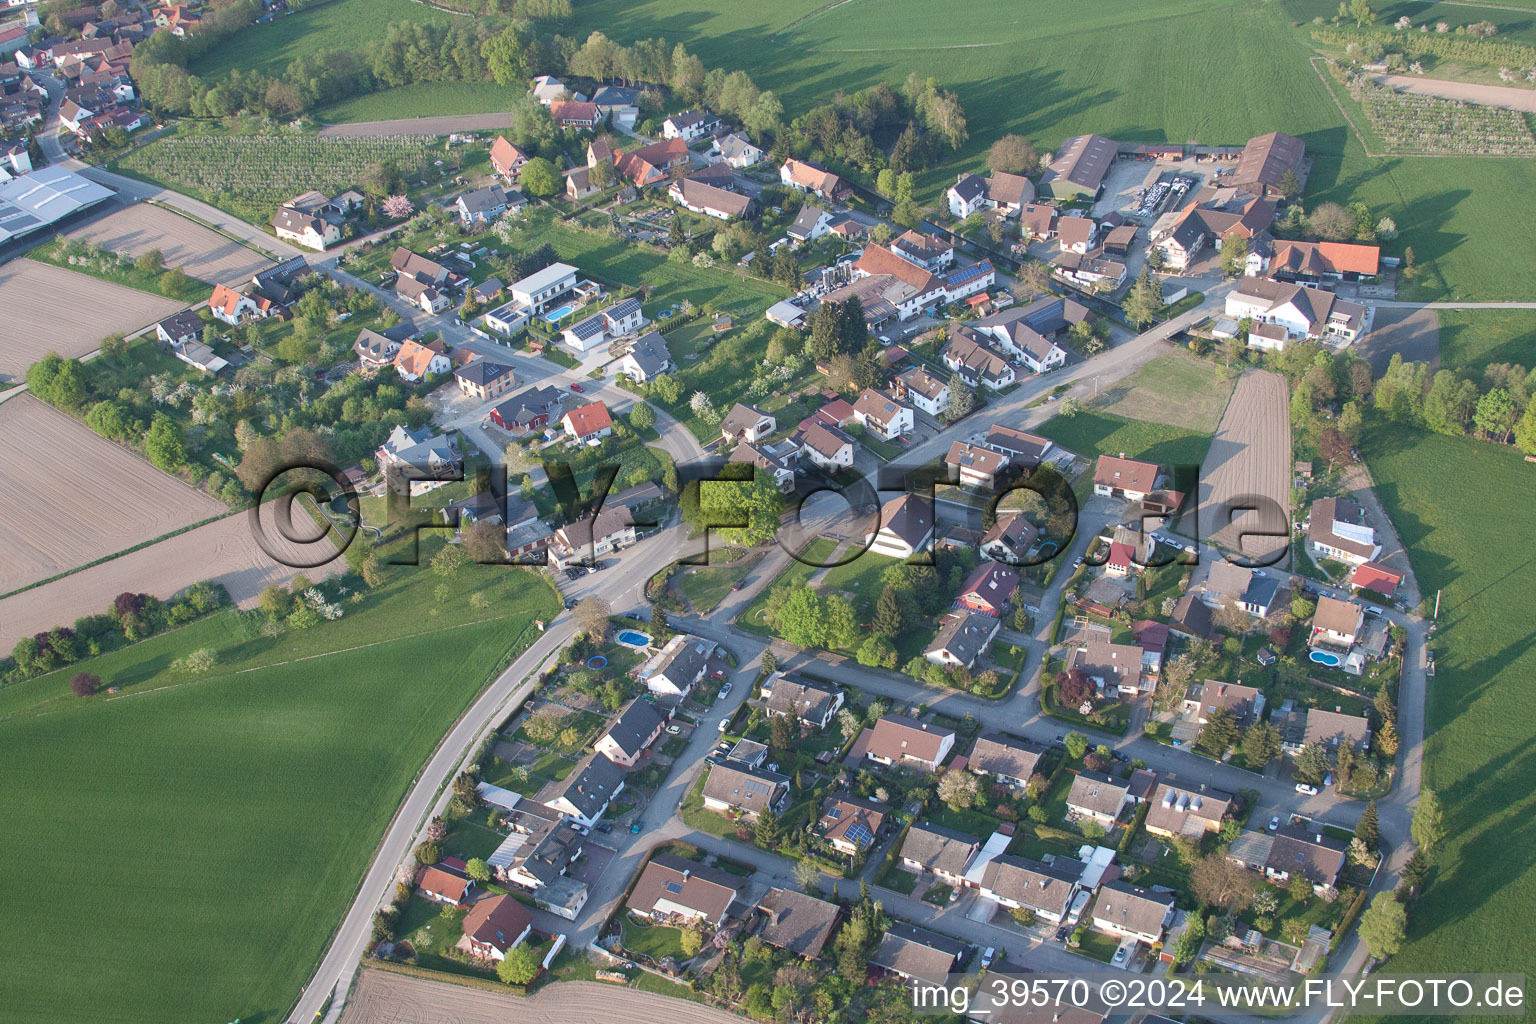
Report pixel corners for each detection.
[1435,310,1536,379]
[190,0,460,79]
[1349,420,1536,1004]
[0,548,558,1024]
[28,238,212,304]
[1036,410,1214,473]
[736,537,839,633]
[819,550,903,620]
[674,550,762,613]
[1075,927,1122,964]
[315,81,521,123]
[621,917,691,962]
[1086,351,1238,433]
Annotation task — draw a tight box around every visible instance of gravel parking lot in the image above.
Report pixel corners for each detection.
[0,393,226,595]
[64,204,275,285]
[0,260,183,380]
[1196,369,1292,564]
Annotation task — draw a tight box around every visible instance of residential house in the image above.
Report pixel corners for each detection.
[453,358,515,400]
[1264,239,1380,283]
[947,173,989,218]
[375,425,460,486]
[459,894,532,961]
[865,492,934,559]
[1225,277,1370,345]
[980,515,1039,565]
[662,109,722,141]
[756,888,840,959]
[589,86,640,129]
[1037,134,1117,200]
[529,75,575,105]
[629,852,740,927]
[729,439,798,491]
[563,165,598,202]
[207,283,259,325]
[720,402,776,443]
[793,420,856,472]
[1057,215,1097,254]
[1067,771,1134,825]
[272,206,339,250]
[510,262,577,315]
[170,340,228,375]
[417,865,472,906]
[488,385,562,434]
[562,401,613,443]
[1301,708,1371,754]
[155,309,204,348]
[701,762,789,821]
[760,674,844,729]
[393,338,451,381]
[899,823,979,885]
[1144,782,1232,839]
[955,562,1020,618]
[1307,497,1381,565]
[615,137,690,185]
[1230,131,1305,199]
[489,136,528,181]
[787,202,833,242]
[851,388,914,440]
[353,327,405,372]
[1349,561,1402,599]
[1184,680,1265,727]
[455,186,508,225]
[946,441,1008,489]
[968,733,1043,788]
[1167,592,1215,640]
[1052,250,1127,290]
[669,176,756,220]
[560,311,609,352]
[889,230,954,272]
[1017,203,1058,241]
[714,132,763,168]
[866,714,956,772]
[594,698,667,768]
[817,794,887,856]
[550,100,599,127]
[1091,881,1176,944]
[1228,827,1346,893]
[550,504,634,567]
[640,633,726,699]
[894,365,950,417]
[1310,596,1364,648]
[925,611,1001,669]
[616,329,672,381]
[396,274,450,314]
[966,304,1071,374]
[978,855,1080,922]
[1093,455,1159,502]
[871,922,968,986]
[983,424,1054,470]
[944,329,1016,391]
[1069,640,1148,697]
[779,158,850,201]
[484,302,527,339]
[1153,190,1275,272]
[545,753,626,828]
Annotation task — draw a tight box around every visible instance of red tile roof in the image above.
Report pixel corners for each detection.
[1349,561,1402,596]
[563,401,613,438]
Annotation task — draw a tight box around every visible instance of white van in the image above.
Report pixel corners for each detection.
[1066,890,1090,925]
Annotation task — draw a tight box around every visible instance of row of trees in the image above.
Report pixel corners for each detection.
[1374,353,1536,450]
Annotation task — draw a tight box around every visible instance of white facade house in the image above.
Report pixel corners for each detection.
[510,263,578,314]
[947,173,989,218]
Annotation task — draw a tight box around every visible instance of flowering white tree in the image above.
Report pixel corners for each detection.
[1394,15,1411,29]
[689,391,714,418]
[382,194,414,219]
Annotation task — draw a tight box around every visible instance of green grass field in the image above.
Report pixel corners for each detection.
[189,0,458,79]
[1355,422,1536,999]
[1035,410,1215,469]
[1435,310,1536,378]
[0,554,558,1024]
[1087,351,1238,433]
[314,81,521,123]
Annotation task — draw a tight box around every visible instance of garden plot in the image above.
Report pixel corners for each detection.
[0,505,346,647]
[0,260,182,379]
[63,204,274,285]
[0,394,226,595]
[1195,370,1292,564]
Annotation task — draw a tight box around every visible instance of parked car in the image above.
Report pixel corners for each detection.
[596,822,613,833]
[717,718,730,733]
[1295,783,1319,795]
[980,947,996,969]
[1113,946,1129,965]
[718,682,731,697]
[630,822,642,834]
[665,724,681,734]
[1268,815,1281,831]
[1323,773,1334,787]
[569,382,584,392]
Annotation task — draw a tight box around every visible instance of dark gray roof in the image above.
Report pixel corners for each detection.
[702,762,788,814]
[157,309,204,340]
[623,330,671,377]
[602,698,667,759]
[950,173,987,203]
[872,922,968,984]
[457,186,507,216]
[454,359,514,387]
[757,888,840,959]
[491,385,563,428]
[549,753,625,819]
[924,611,998,665]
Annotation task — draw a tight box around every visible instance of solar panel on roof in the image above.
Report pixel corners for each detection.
[845,823,875,847]
[665,881,683,894]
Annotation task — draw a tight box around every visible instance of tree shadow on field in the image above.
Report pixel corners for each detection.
[109,652,177,690]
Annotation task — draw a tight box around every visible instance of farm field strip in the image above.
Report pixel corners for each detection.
[62,204,275,285]
[0,260,184,379]
[1195,369,1292,562]
[0,394,227,596]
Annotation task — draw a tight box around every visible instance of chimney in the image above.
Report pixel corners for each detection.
[1316,833,1324,844]
[682,868,691,879]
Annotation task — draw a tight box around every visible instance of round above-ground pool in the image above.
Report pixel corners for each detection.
[586,655,608,670]
[616,630,652,650]
[1309,649,1342,667]
[657,308,675,319]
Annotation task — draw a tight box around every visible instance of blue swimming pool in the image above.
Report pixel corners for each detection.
[543,304,576,323]
[1309,649,1342,667]
[616,630,652,650]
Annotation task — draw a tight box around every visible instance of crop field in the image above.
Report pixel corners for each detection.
[189,0,458,79]
[1194,370,1291,563]
[0,394,226,597]
[1085,350,1237,433]
[0,501,349,647]
[117,131,438,225]
[1356,423,1536,1003]
[0,260,183,380]
[1344,74,1536,156]
[0,552,559,1024]
[62,204,274,285]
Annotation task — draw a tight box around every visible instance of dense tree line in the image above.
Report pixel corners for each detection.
[780,75,969,180]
